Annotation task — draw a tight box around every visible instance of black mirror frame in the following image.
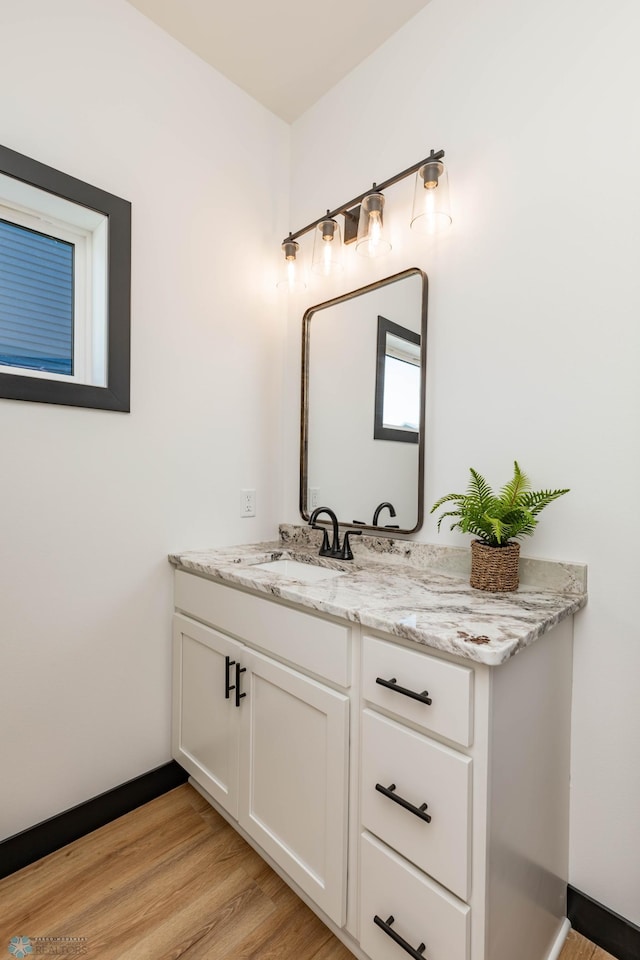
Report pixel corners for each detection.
[0,143,131,412]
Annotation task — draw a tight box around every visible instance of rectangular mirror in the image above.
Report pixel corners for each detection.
[301,268,427,534]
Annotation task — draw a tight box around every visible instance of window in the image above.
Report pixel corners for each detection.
[0,143,131,411]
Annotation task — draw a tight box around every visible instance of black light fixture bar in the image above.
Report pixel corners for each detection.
[283,148,445,245]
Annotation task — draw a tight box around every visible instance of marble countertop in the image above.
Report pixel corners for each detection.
[169,528,587,667]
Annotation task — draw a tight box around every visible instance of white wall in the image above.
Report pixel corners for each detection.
[0,0,288,839]
[284,0,640,925]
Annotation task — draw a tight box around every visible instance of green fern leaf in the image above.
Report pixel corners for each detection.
[499,460,531,507]
[430,492,464,513]
[435,508,462,532]
[520,488,570,516]
[485,514,507,545]
[467,468,494,506]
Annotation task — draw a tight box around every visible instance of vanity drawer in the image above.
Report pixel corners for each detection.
[360,832,470,960]
[361,709,471,900]
[175,570,350,686]
[362,635,473,746]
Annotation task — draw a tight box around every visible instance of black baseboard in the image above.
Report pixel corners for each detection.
[0,760,188,880]
[568,885,640,960]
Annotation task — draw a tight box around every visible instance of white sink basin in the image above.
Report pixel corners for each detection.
[251,558,344,583]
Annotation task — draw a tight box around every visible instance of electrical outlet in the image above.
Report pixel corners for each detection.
[309,487,320,510]
[240,489,256,518]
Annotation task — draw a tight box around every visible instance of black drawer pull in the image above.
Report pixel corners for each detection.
[375,676,432,705]
[224,656,236,699]
[374,915,427,960]
[235,662,246,707]
[375,782,431,823]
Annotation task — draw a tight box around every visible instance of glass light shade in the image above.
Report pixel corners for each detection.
[410,160,452,235]
[311,217,343,276]
[276,238,306,292]
[356,191,392,258]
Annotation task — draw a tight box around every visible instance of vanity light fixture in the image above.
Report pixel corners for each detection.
[278,148,449,288]
[276,234,307,291]
[311,212,343,276]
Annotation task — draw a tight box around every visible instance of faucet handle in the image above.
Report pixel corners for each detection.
[311,523,332,556]
[339,529,362,561]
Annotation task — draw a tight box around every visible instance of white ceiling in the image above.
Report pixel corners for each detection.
[125,0,432,122]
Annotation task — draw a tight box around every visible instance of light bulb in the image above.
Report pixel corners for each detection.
[322,240,332,273]
[410,160,451,235]
[311,216,343,276]
[276,237,306,291]
[368,212,382,250]
[356,191,392,258]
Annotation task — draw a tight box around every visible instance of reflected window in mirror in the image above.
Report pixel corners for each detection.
[374,316,420,444]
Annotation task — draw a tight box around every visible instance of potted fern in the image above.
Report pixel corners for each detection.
[430,461,569,592]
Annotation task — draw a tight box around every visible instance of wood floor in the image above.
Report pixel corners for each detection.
[0,784,615,960]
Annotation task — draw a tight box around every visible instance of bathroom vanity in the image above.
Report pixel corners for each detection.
[169,530,586,960]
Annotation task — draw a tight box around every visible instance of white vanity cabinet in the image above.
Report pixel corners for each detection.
[172,573,350,925]
[171,565,575,960]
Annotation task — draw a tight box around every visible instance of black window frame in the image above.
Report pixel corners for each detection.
[373,315,421,444]
[0,143,131,412]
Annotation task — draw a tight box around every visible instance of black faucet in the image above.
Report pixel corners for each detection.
[309,506,341,557]
[373,501,397,526]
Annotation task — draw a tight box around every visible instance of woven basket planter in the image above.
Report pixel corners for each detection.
[470,540,520,592]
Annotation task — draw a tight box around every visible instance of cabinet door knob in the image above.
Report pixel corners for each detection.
[224,656,236,699]
[373,915,427,960]
[375,676,432,706]
[235,662,247,708]
[375,782,431,823]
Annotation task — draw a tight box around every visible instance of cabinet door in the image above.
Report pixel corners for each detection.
[238,649,349,927]
[172,614,243,817]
